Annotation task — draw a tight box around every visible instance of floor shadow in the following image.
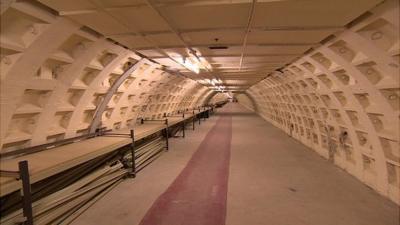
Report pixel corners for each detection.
[216,111,257,117]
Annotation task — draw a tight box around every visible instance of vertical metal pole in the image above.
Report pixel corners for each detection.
[192,111,195,131]
[19,161,33,225]
[182,113,185,138]
[182,121,185,138]
[129,129,136,178]
[165,119,169,151]
[198,108,201,125]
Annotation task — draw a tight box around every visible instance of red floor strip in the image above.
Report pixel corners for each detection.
[139,114,232,225]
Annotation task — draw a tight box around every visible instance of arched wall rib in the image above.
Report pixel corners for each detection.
[237,1,399,204]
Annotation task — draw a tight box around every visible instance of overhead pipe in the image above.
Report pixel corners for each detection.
[238,0,257,71]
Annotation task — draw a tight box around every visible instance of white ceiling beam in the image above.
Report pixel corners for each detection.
[55,0,294,15]
[218,66,275,70]
[214,69,276,72]
[214,63,283,66]
[153,0,291,7]
[149,53,299,59]
[219,77,268,79]
[58,9,97,16]
[218,71,273,74]
[218,75,267,77]
[135,43,317,50]
[106,25,343,37]
[218,76,268,78]
[212,61,291,66]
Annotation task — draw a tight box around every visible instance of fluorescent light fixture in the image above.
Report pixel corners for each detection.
[212,78,223,84]
[176,57,200,74]
[173,50,213,74]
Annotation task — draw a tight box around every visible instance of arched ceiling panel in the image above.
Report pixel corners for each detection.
[37,0,384,91]
[0,1,211,153]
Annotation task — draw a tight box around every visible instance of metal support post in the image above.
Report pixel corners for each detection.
[198,113,201,125]
[182,121,185,138]
[165,119,169,151]
[129,129,136,178]
[182,113,185,138]
[192,111,195,130]
[19,160,33,225]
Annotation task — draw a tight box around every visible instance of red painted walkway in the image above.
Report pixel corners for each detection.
[139,112,232,225]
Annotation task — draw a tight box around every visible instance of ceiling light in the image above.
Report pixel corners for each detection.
[175,56,200,74]
[212,78,222,84]
[208,46,228,50]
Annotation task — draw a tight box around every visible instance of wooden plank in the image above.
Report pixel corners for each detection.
[0,110,209,197]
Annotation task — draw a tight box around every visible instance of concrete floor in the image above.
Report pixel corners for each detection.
[72,103,399,225]
[227,104,399,225]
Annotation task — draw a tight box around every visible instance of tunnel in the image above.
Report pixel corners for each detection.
[0,0,399,224]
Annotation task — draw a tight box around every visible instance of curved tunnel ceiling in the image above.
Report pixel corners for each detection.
[0,1,216,153]
[35,0,384,90]
[0,0,398,206]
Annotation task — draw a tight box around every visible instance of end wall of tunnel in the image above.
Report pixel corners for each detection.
[237,0,399,204]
